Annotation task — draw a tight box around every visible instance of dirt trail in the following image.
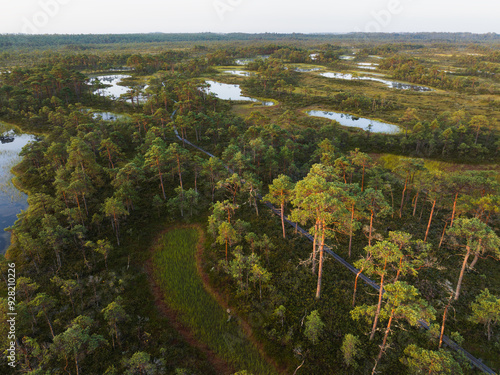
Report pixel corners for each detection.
[193,226,286,375]
[146,224,234,375]
[147,224,285,375]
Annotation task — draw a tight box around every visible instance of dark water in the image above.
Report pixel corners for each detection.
[307,110,400,134]
[0,124,35,253]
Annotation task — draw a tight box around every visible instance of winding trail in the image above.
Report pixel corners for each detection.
[148,224,282,375]
[172,125,497,374]
[193,226,286,375]
[145,225,234,375]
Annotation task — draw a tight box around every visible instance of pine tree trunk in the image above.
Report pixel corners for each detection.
[424,199,436,242]
[315,226,326,299]
[370,264,386,340]
[400,176,408,218]
[82,194,89,216]
[469,253,480,269]
[454,247,471,300]
[281,203,286,239]
[468,239,482,270]
[75,354,80,375]
[157,161,166,200]
[373,310,395,375]
[43,308,55,339]
[177,155,183,190]
[353,269,362,306]
[438,221,448,249]
[450,193,458,227]
[107,148,114,169]
[312,220,319,274]
[349,203,354,257]
[413,190,419,216]
[439,295,453,349]
[115,322,121,348]
[369,211,374,246]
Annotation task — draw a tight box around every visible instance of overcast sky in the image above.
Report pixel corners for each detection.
[1,0,498,34]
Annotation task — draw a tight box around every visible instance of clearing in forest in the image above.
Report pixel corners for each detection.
[152,226,277,375]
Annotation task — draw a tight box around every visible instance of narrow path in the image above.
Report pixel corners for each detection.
[148,224,281,375]
[172,126,497,374]
[145,225,234,375]
[194,227,286,375]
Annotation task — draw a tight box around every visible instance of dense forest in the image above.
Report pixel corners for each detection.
[0,32,499,49]
[0,33,499,375]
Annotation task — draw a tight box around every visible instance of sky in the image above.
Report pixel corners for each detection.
[0,0,499,35]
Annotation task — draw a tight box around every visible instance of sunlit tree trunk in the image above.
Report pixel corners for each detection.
[454,246,471,300]
[424,199,436,242]
[315,223,326,299]
[370,261,387,341]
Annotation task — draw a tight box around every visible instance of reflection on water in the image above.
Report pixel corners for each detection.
[224,70,253,77]
[90,74,131,97]
[108,67,134,71]
[204,81,275,106]
[320,72,432,91]
[81,109,129,121]
[91,112,125,121]
[0,124,35,253]
[234,55,270,65]
[259,101,275,106]
[295,67,322,72]
[89,75,148,103]
[307,110,400,134]
[357,63,379,70]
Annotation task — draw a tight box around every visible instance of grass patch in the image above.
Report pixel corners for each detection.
[153,227,276,375]
[378,153,500,171]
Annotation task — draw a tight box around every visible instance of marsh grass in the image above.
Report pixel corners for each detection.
[379,153,500,171]
[153,227,275,375]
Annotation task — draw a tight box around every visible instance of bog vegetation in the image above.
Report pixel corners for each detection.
[0,32,499,374]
